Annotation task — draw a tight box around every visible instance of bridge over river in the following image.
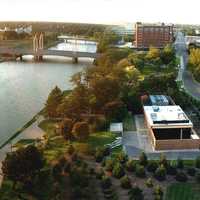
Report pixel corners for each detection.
[0,33,100,63]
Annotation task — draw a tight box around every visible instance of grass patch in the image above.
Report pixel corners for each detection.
[165,183,200,200]
[123,113,136,131]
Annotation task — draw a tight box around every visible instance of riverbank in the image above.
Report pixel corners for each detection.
[0,109,44,149]
[0,116,45,186]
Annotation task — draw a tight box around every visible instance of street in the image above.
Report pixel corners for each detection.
[175,32,200,99]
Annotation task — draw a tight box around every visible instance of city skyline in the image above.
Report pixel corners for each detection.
[1,0,200,25]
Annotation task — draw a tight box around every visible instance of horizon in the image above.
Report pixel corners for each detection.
[1,0,200,25]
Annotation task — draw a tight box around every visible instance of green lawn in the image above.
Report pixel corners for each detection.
[123,113,136,131]
[165,183,200,200]
[39,119,119,161]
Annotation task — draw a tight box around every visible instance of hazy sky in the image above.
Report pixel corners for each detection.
[1,0,200,24]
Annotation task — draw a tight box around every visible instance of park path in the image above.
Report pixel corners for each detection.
[0,116,45,187]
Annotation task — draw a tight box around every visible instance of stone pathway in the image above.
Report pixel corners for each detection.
[0,116,45,187]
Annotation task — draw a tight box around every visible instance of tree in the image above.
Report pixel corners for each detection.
[139,152,148,166]
[154,165,166,181]
[72,121,90,141]
[126,159,136,172]
[128,186,144,200]
[161,44,175,65]
[135,164,146,178]
[112,163,125,179]
[146,46,161,63]
[188,48,200,82]
[120,175,132,189]
[59,118,73,140]
[2,145,44,188]
[147,161,158,173]
[45,86,63,118]
[103,100,127,122]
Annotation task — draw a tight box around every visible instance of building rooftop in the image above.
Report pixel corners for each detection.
[144,105,193,128]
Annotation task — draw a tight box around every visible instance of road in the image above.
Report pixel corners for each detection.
[175,32,200,99]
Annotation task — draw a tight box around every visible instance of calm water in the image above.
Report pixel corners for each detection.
[0,42,96,144]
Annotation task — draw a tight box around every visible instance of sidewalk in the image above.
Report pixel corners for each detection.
[0,117,45,187]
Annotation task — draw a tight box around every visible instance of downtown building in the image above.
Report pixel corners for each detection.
[135,22,174,48]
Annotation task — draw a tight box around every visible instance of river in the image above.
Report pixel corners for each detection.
[0,41,96,145]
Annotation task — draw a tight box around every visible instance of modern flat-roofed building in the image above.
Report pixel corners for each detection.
[143,95,200,150]
[135,22,173,48]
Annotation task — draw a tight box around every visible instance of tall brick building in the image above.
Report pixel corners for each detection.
[135,22,173,48]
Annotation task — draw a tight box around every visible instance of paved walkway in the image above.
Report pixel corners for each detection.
[0,117,45,187]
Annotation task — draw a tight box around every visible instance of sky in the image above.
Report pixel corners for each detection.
[1,0,200,25]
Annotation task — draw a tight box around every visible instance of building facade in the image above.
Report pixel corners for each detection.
[135,22,173,48]
[142,95,200,150]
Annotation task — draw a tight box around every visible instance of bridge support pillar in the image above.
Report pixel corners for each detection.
[72,57,78,64]
[19,55,23,61]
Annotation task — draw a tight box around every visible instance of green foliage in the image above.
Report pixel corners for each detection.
[175,171,188,182]
[154,165,166,181]
[139,152,148,166]
[128,186,144,200]
[177,158,184,169]
[159,154,169,168]
[187,167,196,176]
[120,175,132,189]
[112,162,125,179]
[147,160,158,173]
[59,118,73,140]
[72,121,90,141]
[101,176,112,189]
[161,44,175,65]
[154,185,163,200]
[2,145,44,187]
[67,144,75,155]
[196,172,200,183]
[116,151,128,164]
[188,48,200,82]
[126,159,136,172]
[105,159,114,172]
[103,100,128,122]
[195,156,200,168]
[135,164,146,178]
[145,178,153,188]
[45,86,63,118]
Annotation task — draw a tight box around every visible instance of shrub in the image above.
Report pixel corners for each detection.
[101,176,112,189]
[102,146,111,157]
[166,164,177,176]
[72,121,90,141]
[147,161,158,173]
[175,171,188,182]
[112,163,125,179]
[187,167,196,176]
[96,168,105,180]
[145,178,153,188]
[58,156,67,168]
[105,159,114,172]
[154,185,163,197]
[154,165,166,181]
[116,151,128,164]
[135,164,146,178]
[120,175,132,189]
[196,172,200,183]
[139,152,148,166]
[64,161,71,173]
[95,148,104,163]
[128,186,144,200]
[59,118,73,140]
[159,154,168,168]
[126,159,136,172]
[67,145,75,155]
[177,158,184,169]
[195,156,200,168]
